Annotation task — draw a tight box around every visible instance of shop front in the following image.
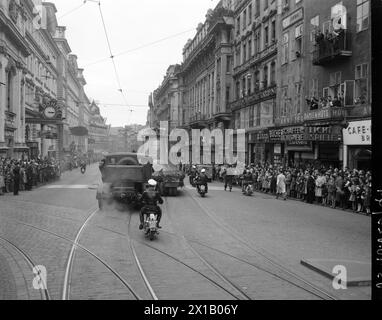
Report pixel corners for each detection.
[248,130,274,165]
[343,120,371,171]
[268,124,343,168]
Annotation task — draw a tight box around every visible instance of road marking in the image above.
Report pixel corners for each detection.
[42,185,93,189]
[185,186,224,191]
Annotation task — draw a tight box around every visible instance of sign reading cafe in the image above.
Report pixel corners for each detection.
[343,120,371,146]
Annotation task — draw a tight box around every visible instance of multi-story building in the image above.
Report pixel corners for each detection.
[304,0,371,170]
[147,0,371,169]
[151,64,181,131]
[271,0,305,167]
[231,0,280,165]
[23,1,62,160]
[179,0,235,162]
[88,101,108,157]
[0,1,104,160]
[272,0,371,169]
[0,0,32,158]
[181,0,235,132]
[107,124,145,153]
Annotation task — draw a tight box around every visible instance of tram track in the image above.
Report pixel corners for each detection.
[184,187,339,300]
[62,206,99,300]
[0,236,51,300]
[0,215,142,300]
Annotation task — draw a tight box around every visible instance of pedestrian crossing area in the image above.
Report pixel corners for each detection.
[41,185,98,190]
[185,185,223,191]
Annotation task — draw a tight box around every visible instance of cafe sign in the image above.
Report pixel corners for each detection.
[343,120,371,146]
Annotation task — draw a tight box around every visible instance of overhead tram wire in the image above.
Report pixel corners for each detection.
[94,0,132,122]
[30,1,88,36]
[83,28,195,68]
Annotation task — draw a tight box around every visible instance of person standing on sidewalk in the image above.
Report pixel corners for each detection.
[0,167,4,196]
[12,162,21,196]
[276,170,287,200]
[306,171,316,204]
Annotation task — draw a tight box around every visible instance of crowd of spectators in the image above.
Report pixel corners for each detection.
[0,157,60,196]
[214,163,372,216]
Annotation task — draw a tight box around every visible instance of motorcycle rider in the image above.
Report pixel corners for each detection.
[139,179,164,230]
[242,169,254,193]
[189,165,197,186]
[196,169,209,194]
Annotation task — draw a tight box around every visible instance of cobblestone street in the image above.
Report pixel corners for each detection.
[0,165,371,300]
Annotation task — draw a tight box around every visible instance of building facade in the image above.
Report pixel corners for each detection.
[0,0,107,161]
[88,101,108,157]
[180,0,235,163]
[303,0,371,170]
[147,0,372,170]
[152,64,181,131]
[0,0,32,158]
[181,0,235,134]
[231,0,279,165]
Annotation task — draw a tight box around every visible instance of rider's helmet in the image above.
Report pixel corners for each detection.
[148,179,157,187]
[201,169,206,173]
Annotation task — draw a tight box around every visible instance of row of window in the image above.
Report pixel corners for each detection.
[308,64,368,107]
[236,0,280,34]
[234,100,274,129]
[235,60,276,100]
[235,20,276,68]
[185,73,215,118]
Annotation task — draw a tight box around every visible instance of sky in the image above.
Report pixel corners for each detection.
[51,0,221,127]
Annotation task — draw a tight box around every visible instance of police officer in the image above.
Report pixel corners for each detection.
[139,179,164,230]
[196,169,208,193]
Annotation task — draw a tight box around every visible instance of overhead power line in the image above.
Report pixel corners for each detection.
[30,1,88,36]
[94,0,133,122]
[84,28,195,68]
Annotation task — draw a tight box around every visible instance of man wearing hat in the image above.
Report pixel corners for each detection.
[139,179,164,230]
[196,169,209,194]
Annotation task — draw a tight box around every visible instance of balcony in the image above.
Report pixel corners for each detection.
[189,113,209,128]
[275,104,371,126]
[312,29,352,66]
[231,84,277,111]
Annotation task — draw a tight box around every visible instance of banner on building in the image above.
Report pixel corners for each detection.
[343,120,371,146]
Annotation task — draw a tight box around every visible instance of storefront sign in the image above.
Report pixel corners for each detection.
[277,108,347,126]
[269,126,305,142]
[274,144,282,154]
[249,130,270,143]
[249,125,342,144]
[343,120,371,145]
[282,8,303,29]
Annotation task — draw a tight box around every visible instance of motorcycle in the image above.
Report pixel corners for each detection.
[143,210,160,241]
[197,184,207,198]
[243,183,254,196]
[189,175,196,187]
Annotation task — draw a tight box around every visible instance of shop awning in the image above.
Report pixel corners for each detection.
[70,126,89,137]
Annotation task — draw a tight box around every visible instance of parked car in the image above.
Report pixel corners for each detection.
[152,161,185,196]
[96,153,153,209]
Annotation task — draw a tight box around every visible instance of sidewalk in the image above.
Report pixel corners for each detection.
[207,178,371,218]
